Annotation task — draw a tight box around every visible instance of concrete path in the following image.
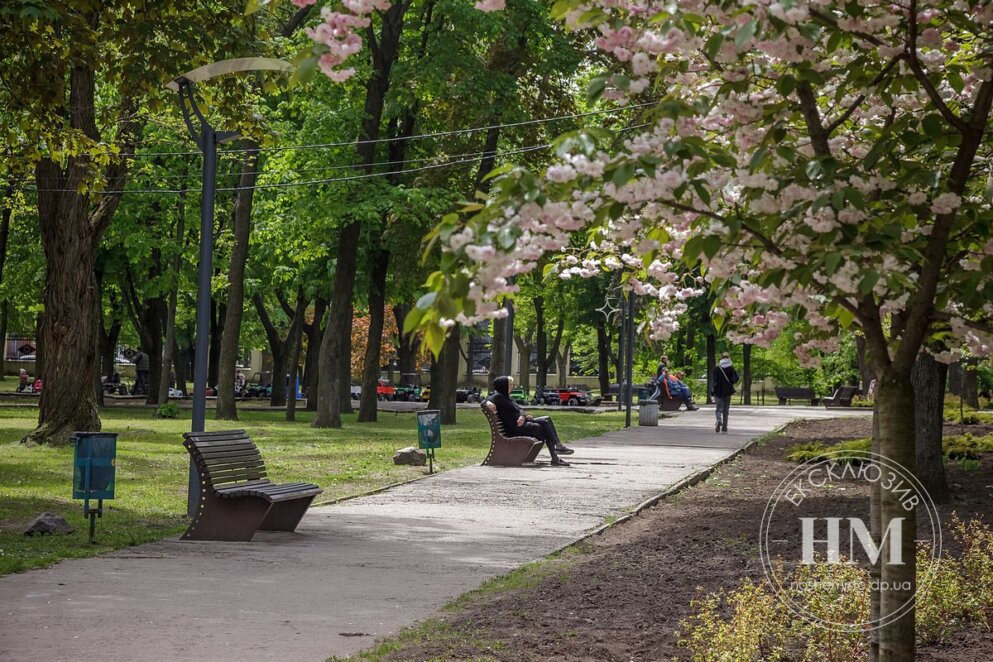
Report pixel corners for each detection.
[0,406,866,662]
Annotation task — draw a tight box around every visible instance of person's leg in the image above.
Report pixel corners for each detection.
[721,398,731,432]
[534,416,572,454]
[523,421,561,463]
[714,396,723,432]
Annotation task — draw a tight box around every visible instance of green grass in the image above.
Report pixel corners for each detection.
[0,405,624,575]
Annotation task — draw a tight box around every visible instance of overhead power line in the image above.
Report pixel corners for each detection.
[23,101,657,160]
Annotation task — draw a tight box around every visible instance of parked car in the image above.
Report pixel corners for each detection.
[531,386,559,406]
[376,380,395,401]
[350,384,362,400]
[393,384,421,401]
[419,385,431,402]
[509,388,529,405]
[557,387,591,406]
[456,386,481,403]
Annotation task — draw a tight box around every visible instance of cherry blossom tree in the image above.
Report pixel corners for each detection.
[397,1,993,659]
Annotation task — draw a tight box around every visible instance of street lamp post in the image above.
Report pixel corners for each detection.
[167,58,291,517]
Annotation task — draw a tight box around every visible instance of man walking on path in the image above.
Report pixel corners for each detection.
[711,352,739,433]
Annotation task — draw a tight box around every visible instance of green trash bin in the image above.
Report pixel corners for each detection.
[416,410,441,473]
[73,431,117,542]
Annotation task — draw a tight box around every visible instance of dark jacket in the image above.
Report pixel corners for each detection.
[712,364,739,398]
[488,392,527,436]
[134,351,150,372]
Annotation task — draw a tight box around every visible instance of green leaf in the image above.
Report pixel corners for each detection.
[859,269,880,296]
[735,20,757,48]
[611,162,637,187]
[921,114,943,137]
[415,291,438,310]
[776,74,796,97]
[587,76,607,101]
[704,34,724,60]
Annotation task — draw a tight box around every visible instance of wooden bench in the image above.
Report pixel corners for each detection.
[774,386,820,406]
[823,386,859,408]
[182,430,323,541]
[480,401,545,466]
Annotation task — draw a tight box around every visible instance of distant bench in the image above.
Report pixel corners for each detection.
[774,387,819,406]
[182,430,322,541]
[823,386,859,408]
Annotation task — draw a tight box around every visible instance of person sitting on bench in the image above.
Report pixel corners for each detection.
[488,376,574,466]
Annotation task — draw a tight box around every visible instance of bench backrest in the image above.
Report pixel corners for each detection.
[182,430,268,489]
[775,387,816,398]
[831,386,859,401]
[481,400,509,441]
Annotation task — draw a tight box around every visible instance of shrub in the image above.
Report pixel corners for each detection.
[784,438,871,464]
[155,402,180,419]
[679,514,993,658]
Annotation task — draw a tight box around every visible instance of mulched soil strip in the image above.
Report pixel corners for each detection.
[370,417,993,662]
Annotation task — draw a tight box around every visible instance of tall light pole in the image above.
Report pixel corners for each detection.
[167,58,291,517]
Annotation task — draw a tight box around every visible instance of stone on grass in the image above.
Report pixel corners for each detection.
[24,512,74,536]
[393,447,426,466]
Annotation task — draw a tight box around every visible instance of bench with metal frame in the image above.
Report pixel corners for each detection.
[823,386,859,408]
[774,386,820,406]
[480,401,545,466]
[182,430,322,541]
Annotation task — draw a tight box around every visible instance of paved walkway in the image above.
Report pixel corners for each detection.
[0,406,866,662]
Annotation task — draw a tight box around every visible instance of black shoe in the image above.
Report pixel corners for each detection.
[722,426,728,433]
[554,445,575,455]
[686,405,699,411]
[551,457,571,467]
[715,421,722,433]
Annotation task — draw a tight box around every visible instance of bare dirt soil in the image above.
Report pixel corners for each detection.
[374,418,993,661]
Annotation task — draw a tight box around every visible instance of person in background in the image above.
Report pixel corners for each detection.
[488,375,573,466]
[235,371,246,396]
[132,347,150,395]
[32,376,43,393]
[711,352,740,433]
[17,368,29,392]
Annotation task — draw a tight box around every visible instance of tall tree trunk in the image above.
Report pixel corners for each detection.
[962,358,980,409]
[428,326,459,425]
[158,185,186,404]
[742,343,752,405]
[856,333,876,394]
[253,292,304,408]
[595,317,611,395]
[358,248,390,422]
[208,299,224,389]
[514,334,533,394]
[27,178,101,444]
[285,295,306,422]
[874,370,917,660]
[0,181,12,380]
[557,342,570,388]
[912,350,949,502]
[216,145,260,420]
[314,0,409,428]
[535,295,548,388]
[489,311,505,383]
[303,297,327,411]
[947,361,963,395]
[395,303,420,377]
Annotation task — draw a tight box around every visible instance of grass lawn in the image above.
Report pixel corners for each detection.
[0,405,624,575]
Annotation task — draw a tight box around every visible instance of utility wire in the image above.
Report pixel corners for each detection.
[20,121,651,195]
[23,101,657,160]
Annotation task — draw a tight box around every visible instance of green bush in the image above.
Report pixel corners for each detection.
[154,402,180,419]
[784,438,871,463]
[678,515,993,658]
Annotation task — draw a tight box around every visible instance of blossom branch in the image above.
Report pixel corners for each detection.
[907,0,966,132]
[825,54,904,134]
[796,81,831,157]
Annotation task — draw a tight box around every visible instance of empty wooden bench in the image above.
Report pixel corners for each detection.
[480,400,545,466]
[823,386,859,408]
[182,430,322,541]
[774,386,820,406]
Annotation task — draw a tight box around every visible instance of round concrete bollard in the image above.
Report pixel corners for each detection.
[638,400,659,426]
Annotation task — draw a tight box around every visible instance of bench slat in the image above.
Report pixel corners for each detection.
[208,469,268,484]
[185,437,254,449]
[199,450,264,464]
